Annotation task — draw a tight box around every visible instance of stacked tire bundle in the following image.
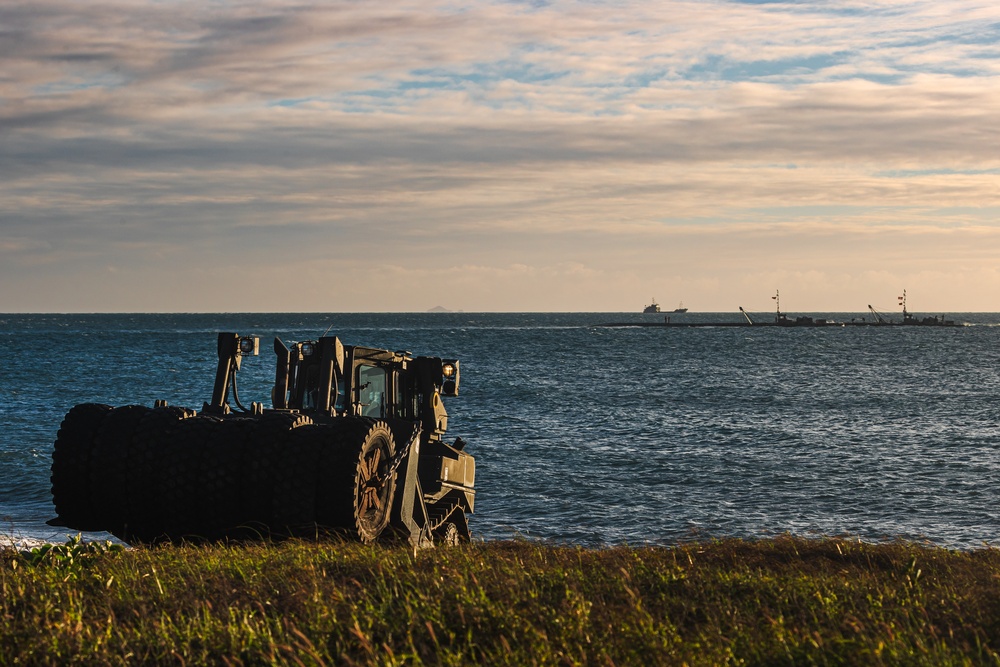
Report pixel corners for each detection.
[51,404,398,544]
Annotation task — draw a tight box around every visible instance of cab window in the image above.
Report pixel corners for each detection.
[357,365,387,417]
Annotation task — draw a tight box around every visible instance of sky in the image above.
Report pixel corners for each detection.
[2,0,999,313]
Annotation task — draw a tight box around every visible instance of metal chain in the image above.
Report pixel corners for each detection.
[377,423,421,485]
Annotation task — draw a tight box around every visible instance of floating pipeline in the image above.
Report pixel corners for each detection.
[596,314,964,328]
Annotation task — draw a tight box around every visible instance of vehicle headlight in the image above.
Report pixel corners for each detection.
[239,336,259,356]
[441,359,460,396]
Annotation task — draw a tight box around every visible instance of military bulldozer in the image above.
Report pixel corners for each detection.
[49,332,475,546]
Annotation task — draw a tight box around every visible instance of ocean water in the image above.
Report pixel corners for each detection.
[3,311,1000,549]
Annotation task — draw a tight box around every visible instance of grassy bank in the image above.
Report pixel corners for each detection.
[2,535,1000,665]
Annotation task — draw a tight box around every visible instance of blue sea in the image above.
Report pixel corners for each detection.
[3,312,1000,549]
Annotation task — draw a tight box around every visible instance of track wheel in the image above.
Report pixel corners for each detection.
[433,508,471,545]
[435,522,460,547]
[319,420,397,543]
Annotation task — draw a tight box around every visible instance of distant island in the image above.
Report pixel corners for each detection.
[427,306,457,313]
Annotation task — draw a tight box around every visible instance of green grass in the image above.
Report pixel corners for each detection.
[2,535,1000,665]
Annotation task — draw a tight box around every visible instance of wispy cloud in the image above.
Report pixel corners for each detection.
[2,0,999,311]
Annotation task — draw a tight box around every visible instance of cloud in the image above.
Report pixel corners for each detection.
[1,0,999,311]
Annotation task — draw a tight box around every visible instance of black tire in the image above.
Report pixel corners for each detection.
[155,415,223,540]
[316,419,397,543]
[89,405,151,533]
[236,412,313,538]
[269,424,328,537]
[121,406,197,543]
[51,403,112,530]
[198,417,255,539]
